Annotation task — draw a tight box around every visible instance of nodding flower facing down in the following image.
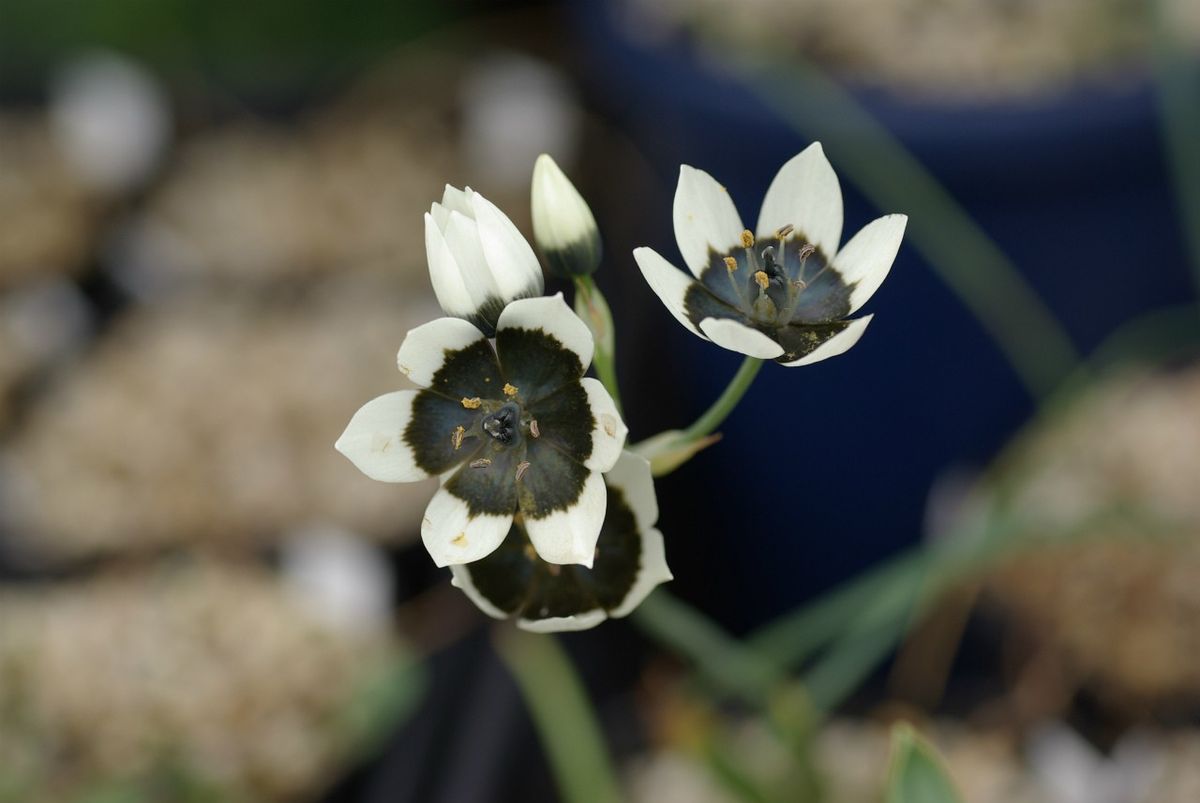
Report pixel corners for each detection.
[530,154,602,277]
[452,450,672,632]
[634,142,907,366]
[425,185,545,336]
[335,293,627,569]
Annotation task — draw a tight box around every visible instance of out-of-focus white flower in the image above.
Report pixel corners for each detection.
[280,525,395,635]
[424,185,544,336]
[531,154,601,277]
[1027,721,1162,803]
[634,142,906,366]
[451,451,671,632]
[460,53,580,190]
[335,294,626,568]
[49,52,170,194]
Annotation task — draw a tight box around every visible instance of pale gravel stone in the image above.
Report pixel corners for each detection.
[2,273,440,561]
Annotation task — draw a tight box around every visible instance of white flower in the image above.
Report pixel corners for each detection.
[531,154,601,277]
[335,294,627,568]
[425,185,545,336]
[633,142,907,366]
[450,450,672,632]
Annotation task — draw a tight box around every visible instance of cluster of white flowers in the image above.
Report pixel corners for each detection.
[336,144,906,631]
[337,156,668,632]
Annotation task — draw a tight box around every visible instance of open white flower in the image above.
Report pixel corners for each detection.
[335,293,627,568]
[450,450,672,632]
[425,185,545,336]
[531,154,602,277]
[634,142,907,366]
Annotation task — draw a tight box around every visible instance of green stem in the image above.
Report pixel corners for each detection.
[574,276,623,415]
[1151,0,1200,293]
[495,628,623,803]
[682,356,764,441]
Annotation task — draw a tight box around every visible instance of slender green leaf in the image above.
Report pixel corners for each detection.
[885,724,964,803]
[496,628,623,803]
[631,590,785,706]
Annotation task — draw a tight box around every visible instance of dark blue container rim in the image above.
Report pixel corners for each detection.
[570,0,1161,176]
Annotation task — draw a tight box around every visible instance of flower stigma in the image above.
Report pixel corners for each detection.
[482,401,523,446]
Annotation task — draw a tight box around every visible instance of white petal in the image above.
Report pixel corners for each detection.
[472,191,544,300]
[610,526,672,619]
[425,212,474,319]
[396,317,487,387]
[497,293,594,372]
[633,247,706,339]
[443,210,500,311]
[449,565,509,620]
[518,610,607,633]
[440,184,474,218]
[335,391,430,483]
[430,201,451,230]
[698,318,785,359]
[780,315,874,367]
[603,451,658,531]
[581,378,627,472]
[756,142,843,262]
[420,487,513,567]
[524,470,606,567]
[834,214,907,314]
[673,165,745,277]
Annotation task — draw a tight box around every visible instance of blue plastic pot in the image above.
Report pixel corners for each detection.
[571,0,1195,628]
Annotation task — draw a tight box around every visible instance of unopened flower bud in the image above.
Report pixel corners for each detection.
[425,185,544,336]
[531,154,602,277]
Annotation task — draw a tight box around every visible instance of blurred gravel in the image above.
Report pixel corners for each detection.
[0,559,406,802]
[986,366,1200,704]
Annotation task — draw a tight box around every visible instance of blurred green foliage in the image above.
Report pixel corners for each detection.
[885,724,963,803]
[0,0,451,99]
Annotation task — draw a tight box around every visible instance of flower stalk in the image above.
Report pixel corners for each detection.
[682,355,763,441]
[574,275,622,414]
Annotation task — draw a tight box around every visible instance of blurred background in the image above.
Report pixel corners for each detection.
[1,0,1199,800]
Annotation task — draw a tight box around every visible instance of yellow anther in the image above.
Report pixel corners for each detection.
[740,229,755,248]
[754,271,770,290]
[470,458,492,469]
[776,223,794,239]
[451,425,465,450]
[461,397,482,409]
[502,383,519,397]
[723,256,738,273]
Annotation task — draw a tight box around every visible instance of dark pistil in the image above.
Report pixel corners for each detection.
[482,402,522,445]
